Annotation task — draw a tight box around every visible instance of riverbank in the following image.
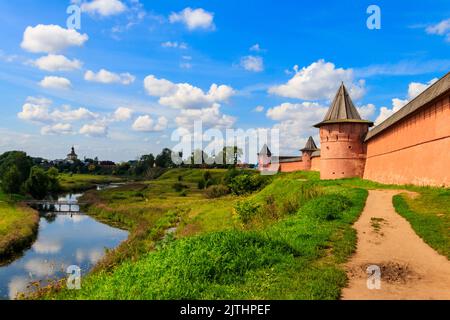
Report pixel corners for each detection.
[0,192,39,264]
[58,174,126,193]
[28,169,450,299]
[34,169,369,299]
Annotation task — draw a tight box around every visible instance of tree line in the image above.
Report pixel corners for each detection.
[0,151,59,199]
[0,146,254,198]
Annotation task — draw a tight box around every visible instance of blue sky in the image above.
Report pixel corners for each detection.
[0,0,449,161]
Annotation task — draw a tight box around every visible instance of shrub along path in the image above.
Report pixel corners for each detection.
[341,189,450,299]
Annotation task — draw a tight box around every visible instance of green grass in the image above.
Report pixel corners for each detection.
[32,168,450,300]
[0,191,39,262]
[36,170,368,300]
[393,190,450,259]
[58,173,125,192]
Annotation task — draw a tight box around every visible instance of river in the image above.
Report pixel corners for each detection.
[0,190,128,299]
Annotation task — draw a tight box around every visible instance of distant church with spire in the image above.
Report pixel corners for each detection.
[66,146,78,162]
[258,72,450,187]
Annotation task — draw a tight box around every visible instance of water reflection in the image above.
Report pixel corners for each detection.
[32,240,62,254]
[0,193,128,300]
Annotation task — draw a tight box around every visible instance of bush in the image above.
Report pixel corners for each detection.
[281,197,300,215]
[260,195,278,219]
[1,165,22,194]
[234,200,260,224]
[203,171,212,182]
[204,185,230,199]
[172,182,188,192]
[24,166,52,199]
[228,174,268,195]
[180,190,188,197]
[197,180,205,190]
[302,194,352,221]
[197,171,215,190]
[222,168,241,185]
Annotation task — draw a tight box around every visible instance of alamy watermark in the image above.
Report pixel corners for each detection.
[366,265,381,290]
[67,5,81,30]
[67,265,81,290]
[169,121,280,173]
[366,5,381,30]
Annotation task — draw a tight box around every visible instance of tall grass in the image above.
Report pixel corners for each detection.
[0,193,39,263]
[393,193,450,258]
[37,184,368,300]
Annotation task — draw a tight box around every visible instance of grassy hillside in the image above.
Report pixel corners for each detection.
[0,192,39,263]
[34,169,369,300]
[58,173,125,192]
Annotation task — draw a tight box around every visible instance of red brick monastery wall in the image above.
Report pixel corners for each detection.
[279,161,307,172]
[364,93,450,187]
[310,157,320,171]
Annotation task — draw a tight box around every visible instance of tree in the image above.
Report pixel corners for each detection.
[189,149,210,166]
[24,166,51,199]
[215,146,243,166]
[0,151,33,185]
[155,148,175,168]
[1,165,22,194]
[47,167,60,193]
[134,154,156,176]
[140,154,155,168]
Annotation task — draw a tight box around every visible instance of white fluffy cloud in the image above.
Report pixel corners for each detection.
[132,115,168,132]
[250,44,262,52]
[18,97,97,124]
[39,76,72,90]
[267,102,327,122]
[408,78,438,99]
[112,107,133,121]
[426,18,450,42]
[240,56,264,72]
[18,97,53,123]
[266,102,328,152]
[169,7,215,31]
[373,78,438,125]
[41,123,73,135]
[84,69,135,85]
[79,123,108,137]
[143,75,234,109]
[269,60,366,101]
[51,106,97,122]
[81,0,127,16]
[21,24,88,53]
[161,41,188,49]
[175,104,236,129]
[33,54,82,72]
[356,104,376,120]
[374,99,406,126]
[254,105,264,112]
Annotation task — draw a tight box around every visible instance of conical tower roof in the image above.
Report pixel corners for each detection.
[258,144,271,156]
[314,83,373,127]
[300,136,319,152]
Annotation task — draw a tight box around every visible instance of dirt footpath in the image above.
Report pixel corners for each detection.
[341,189,450,300]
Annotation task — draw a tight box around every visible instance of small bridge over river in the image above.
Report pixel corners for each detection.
[24,200,90,214]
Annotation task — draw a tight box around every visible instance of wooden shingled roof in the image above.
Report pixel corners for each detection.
[258,144,272,156]
[314,83,373,128]
[365,71,450,141]
[300,136,319,151]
